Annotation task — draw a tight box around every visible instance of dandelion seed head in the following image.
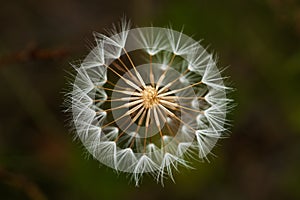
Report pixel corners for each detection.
[65,19,233,186]
[141,86,159,108]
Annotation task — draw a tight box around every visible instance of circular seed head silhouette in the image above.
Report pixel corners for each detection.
[66,19,233,186]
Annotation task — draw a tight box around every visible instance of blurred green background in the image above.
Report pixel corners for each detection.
[1,0,300,199]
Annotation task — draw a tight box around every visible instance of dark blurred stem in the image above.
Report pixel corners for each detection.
[0,167,47,200]
[0,45,68,67]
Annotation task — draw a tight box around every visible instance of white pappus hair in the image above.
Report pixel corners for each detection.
[64,19,233,186]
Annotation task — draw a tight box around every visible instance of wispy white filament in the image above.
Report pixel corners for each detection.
[65,20,232,186]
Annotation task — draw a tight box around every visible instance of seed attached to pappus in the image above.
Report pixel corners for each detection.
[65,18,233,186]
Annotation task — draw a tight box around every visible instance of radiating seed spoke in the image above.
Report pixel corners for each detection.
[117,58,141,86]
[115,106,145,142]
[160,96,205,100]
[106,80,132,91]
[111,61,126,73]
[157,68,189,94]
[159,99,204,114]
[93,96,140,102]
[97,86,142,96]
[104,64,142,92]
[149,54,155,87]
[101,99,143,113]
[101,103,144,129]
[112,61,144,88]
[157,104,175,117]
[155,54,176,90]
[159,99,179,109]
[143,107,152,153]
[155,73,165,90]
[123,48,146,88]
[153,106,165,148]
[156,105,180,143]
[159,104,196,132]
[158,81,203,97]
[129,108,148,148]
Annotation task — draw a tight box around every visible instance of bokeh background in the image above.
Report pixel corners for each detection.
[1,0,300,199]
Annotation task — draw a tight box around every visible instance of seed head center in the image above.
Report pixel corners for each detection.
[141,86,159,108]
